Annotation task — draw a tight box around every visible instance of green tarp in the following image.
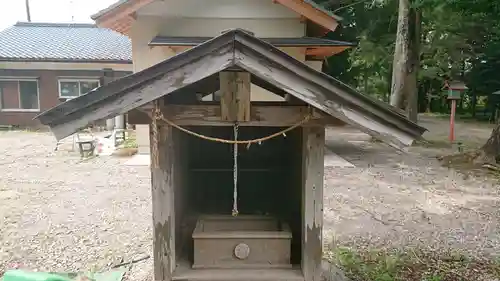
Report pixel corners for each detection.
[1,268,127,281]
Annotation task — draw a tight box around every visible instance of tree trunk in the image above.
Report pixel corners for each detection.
[386,65,392,103]
[364,68,369,94]
[476,124,500,164]
[471,91,477,118]
[405,7,421,123]
[390,0,411,109]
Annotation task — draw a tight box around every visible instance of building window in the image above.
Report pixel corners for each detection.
[0,80,40,112]
[59,79,100,99]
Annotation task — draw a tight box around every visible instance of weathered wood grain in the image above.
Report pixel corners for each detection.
[128,105,344,127]
[301,126,325,281]
[234,45,415,148]
[165,105,321,127]
[151,102,176,281]
[37,33,237,124]
[233,34,423,143]
[50,45,234,140]
[220,72,251,122]
[38,29,425,148]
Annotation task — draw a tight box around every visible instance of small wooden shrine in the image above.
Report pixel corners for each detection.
[36,29,426,281]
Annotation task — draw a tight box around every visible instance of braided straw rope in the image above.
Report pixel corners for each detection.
[150,102,160,167]
[147,105,310,217]
[146,109,311,145]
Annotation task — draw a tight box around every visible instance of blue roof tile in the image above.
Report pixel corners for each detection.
[0,22,132,63]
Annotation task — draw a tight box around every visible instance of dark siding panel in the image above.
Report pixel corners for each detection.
[0,69,131,127]
[0,81,20,109]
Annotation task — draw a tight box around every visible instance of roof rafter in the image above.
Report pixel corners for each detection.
[305,46,349,56]
[94,0,154,30]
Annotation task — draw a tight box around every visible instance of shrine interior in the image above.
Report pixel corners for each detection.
[171,125,304,266]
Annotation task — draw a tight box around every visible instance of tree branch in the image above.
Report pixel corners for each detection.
[333,0,376,13]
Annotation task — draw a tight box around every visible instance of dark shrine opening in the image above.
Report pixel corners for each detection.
[172,125,304,267]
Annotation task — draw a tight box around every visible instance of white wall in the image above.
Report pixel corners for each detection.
[130,10,314,154]
[130,16,177,72]
[306,61,323,72]
[157,18,305,38]
[130,15,306,68]
[138,0,298,19]
[131,15,308,103]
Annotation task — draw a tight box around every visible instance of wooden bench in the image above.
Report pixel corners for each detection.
[54,129,96,158]
[0,125,13,131]
[74,129,96,158]
[76,139,96,158]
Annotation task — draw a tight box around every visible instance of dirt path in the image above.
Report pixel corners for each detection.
[0,116,499,279]
[324,116,500,257]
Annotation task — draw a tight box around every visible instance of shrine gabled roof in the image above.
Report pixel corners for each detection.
[35,29,426,149]
[149,36,355,47]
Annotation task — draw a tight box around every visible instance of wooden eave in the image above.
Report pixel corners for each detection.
[35,29,426,149]
[149,36,355,58]
[92,0,341,36]
[272,0,339,32]
[162,45,352,60]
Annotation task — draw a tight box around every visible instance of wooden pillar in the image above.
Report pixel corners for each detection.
[301,126,325,281]
[220,71,251,122]
[101,68,124,131]
[151,101,176,281]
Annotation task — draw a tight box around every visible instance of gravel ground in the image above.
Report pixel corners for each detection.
[0,132,153,279]
[1,116,499,279]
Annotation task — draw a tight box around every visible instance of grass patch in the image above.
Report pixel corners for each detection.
[326,247,500,281]
[122,131,138,149]
[413,139,453,149]
[421,112,493,124]
[112,130,138,157]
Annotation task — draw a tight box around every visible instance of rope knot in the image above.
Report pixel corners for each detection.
[154,109,163,121]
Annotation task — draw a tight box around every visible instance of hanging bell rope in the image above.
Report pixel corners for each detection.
[232,122,239,217]
[145,107,312,217]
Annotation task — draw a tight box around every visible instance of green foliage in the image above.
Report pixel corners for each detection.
[122,131,137,148]
[327,247,500,281]
[312,0,500,117]
[333,247,404,281]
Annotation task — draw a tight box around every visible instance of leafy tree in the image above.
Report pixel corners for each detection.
[313,0,500,162]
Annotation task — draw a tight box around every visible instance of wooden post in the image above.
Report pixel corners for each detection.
[449,99,457,143]
[220,72,251,122]
[151,101,176,281]
[301,126,325,281]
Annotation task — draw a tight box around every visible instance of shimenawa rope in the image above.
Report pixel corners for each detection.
[147,107,311,217]
[147,109,311,145]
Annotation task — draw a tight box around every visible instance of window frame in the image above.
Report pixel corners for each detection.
[58,78,100,99]
[0,78,40,112]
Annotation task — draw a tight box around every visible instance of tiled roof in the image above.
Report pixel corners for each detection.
[0,22,132,63]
